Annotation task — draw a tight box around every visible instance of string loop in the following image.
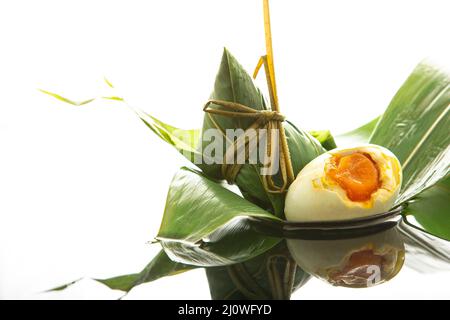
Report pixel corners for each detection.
[203,99,292,193]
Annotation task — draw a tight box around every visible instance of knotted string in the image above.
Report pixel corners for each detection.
[203,98,294,193]
[202,0,295,193]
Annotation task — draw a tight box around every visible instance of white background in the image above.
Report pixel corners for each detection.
[0,0,449,299]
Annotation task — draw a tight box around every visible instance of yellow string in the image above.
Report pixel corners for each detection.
[253,56,264,79]
[201,0,295,192]
[204,99,289,193]
[261,0,295,183]
[263,0,279,112]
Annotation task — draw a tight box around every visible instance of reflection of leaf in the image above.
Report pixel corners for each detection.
[369,62,450,204]
[157,167,281,266]
[39,89,95,106]
[206,242,310,300]
[404,177,450,241]
[47,249,194,293]
[398,219,450,272]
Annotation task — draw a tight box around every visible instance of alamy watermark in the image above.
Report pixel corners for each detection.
[173,128,281,176]
[366,265,381,287]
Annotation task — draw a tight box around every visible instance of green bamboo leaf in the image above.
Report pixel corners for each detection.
[157,167,282,267]
[404,177,450,240]
[335,63,449,240]
[102,96,124,101]
[96,250,194,292]
[39,89,96,106]
[335,116,380,146]
[46,278,83,292]
[104,77,114,88]
[97,96,202,164]
[199,48,270,181]
[39,86,201,163]
[98,96,199,164]
[309,129,337,151]
[133,108,202,164]
[369,61,450,204]
[47,249,194,293]
[338,115,449,240]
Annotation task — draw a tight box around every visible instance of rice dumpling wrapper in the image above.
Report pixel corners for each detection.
[199,49,325,217]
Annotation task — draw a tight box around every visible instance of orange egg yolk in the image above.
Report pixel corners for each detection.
[327,152,380,202]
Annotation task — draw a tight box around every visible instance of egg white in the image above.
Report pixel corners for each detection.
[285,144,402,222]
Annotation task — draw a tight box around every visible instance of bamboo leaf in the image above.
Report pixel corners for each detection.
[46,278,83,292]
[39,89,96,106]
[157,167,281,266]
[41,88,202,164]
[102,96,124,101]
[133,109,202,164]
[404,177,450,241]
[335,116,380,146]
[47,249,194,293]
[335,116,449,240]
[96,250,194,292]
[104,77,114,88]
[369,62,450,204]
[99,96,202,164]
[335,63,450,240]
[309,129,337,151]
[200,48,271,179]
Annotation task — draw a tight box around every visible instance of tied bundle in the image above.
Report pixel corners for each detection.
[199,49,325,217]
[203,99,289,193]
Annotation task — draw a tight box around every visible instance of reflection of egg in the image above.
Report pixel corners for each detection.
[285,144,402,222]
[287,227,405,288]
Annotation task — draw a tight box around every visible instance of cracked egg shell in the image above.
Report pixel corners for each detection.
[285,144,402,222]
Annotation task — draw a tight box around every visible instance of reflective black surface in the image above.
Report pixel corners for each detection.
[250,205,405,240]
[248,206,449,288]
